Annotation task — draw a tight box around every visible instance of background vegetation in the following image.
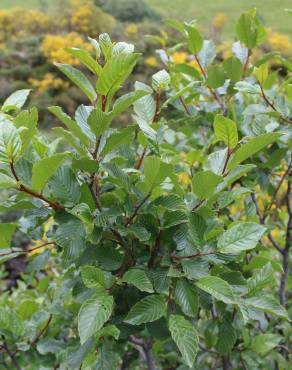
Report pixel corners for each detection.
[0,1,291,369]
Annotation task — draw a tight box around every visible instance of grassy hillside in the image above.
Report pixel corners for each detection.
[147,0,292,37]
[1,0,291,37]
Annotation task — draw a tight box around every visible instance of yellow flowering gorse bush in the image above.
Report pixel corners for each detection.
[41,32,93,65]
[29,73,69,95]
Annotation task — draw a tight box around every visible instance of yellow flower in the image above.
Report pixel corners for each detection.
[70,0,115,36]
[41,32,93,65]
[126,23,138,37]
[178,172,191,186]
[271,229,280,239]
[29,73,69,94]
[22,9,50,33]
[171,52,188,64]
[217,41,232,59]
[145,56,158,68]
[268,31,292,52]
[188,59,201,72]
[212,13,227,29]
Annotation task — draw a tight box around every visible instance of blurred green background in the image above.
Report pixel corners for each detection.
[1,0,291,35]
[0,0,291,125]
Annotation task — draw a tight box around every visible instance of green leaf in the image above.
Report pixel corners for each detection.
[192,171,222,199]
[223,56,243,82]
[196,276,236,304]
[80,265,105,288]
[169,314,198,368]
[96,52,140,97]
[99,33,113,60]
[87,107,112,137]
[198,40,216,68]
[2,89,31,112]
[245,296,288,320]
[0,172,17,188]
[228,133,282,169]
[152,70,170,92]
[0,120,22,164]
[70,203,94,235]
[100,126,135,157]
[88,36,101,58]
[124,295,167,325]
[54,216,86,260]
[143,156,171,191]
[134,93,156,122]
[78,293,113,344]
[214,115,238,149]
[96,325,120,341]
[174,279,198,317]
[65,48,101,75]
[188,213,207,246]
[49,106,90,147]
[253,63,268,84]
[185,24,203,54]
[216,320,237,354]
[55,63,97,102]
[122,268,154,293]
[48,166,81,206]
[52,127,88,157]
[247,263,275,295]
[111,90,149,117]
[218,222,266,254]
[207,65,226,88]
[31,153,69,192]
[236,9,267,49]
[250,334,281,354]
[0,223,18,248]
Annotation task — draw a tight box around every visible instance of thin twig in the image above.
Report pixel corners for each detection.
[30,315,53,347]
[153,90,161,123]
[135,147,147,170]
[172,251,215,260]
[194,55,226,112]
[279,180,291,306]
[9,161,65,211]
[264,159,292,219]
[243,49,251,76]
[0,242,55,258]
[148,227,161,267]
[125,193,151,227]
[251,193,283,253]
[0,339,22,370]
[179,96,191,116]
[258,83,292,125]
[129,336,156,370]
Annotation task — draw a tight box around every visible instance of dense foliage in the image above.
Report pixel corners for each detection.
[95,0,159,22]
[0,9,291,370]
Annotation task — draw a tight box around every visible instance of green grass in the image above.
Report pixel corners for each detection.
[147,0,292,37]
[1,0,291,37]
[0,0,57,9]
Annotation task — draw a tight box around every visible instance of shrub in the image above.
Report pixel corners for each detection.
[70,0,116,36]
[96,0,159,22]
[0,9,291,370]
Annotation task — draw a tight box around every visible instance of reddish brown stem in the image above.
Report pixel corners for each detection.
[264,159,292,218]
[9,161,65,211]
[135,147,147,170]
[172,251,215,260]
[259,83,292,125]
[101,95,107,112]
[243,49,251,76]
[194,55,225,113]
[153,90,161,122]
[30,315,53,347]
[125,193,151,227]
